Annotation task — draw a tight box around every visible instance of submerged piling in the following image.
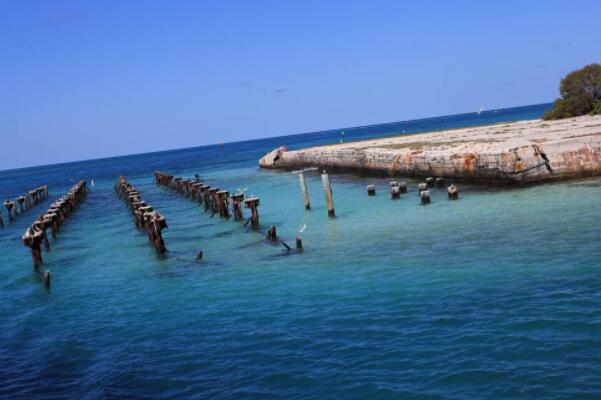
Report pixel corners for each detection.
[267,225,277,241]
[43,270,51,289]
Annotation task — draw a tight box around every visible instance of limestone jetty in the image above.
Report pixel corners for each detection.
[259,115,601,184]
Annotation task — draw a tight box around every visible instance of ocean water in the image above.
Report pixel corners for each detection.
[2,103,601,399]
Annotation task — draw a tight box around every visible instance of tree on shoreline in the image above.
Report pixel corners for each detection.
[543,63,601,120]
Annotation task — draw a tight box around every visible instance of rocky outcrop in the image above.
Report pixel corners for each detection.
[259,116,601,184]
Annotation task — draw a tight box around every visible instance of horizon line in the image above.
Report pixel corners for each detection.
[0,101,552,173]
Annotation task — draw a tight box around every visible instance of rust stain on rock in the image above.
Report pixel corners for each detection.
[463,153,476,172]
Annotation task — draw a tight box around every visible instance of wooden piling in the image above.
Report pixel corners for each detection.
[43,270,51,289]
[418,183,428,195]
[230,193,245,220]
[321,172,335,218]
[420,190,431,205]
[244,197,260,229]
[217,190,230,218]
[367,184,376,196]
[267,225,277,241]
[296,237,303,251]
[448,184,459,200]
[398,181,408,194]
[426,177,435,187]
[299,172,311,210]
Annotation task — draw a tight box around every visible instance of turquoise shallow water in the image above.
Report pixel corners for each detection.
[2,104,601,399]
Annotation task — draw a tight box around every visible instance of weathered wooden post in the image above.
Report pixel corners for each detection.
[267,225,277,241]
[22,227,43,268]
[152,212,168,254]
[299,172,311,210]
[208,188,219,214]
[230,192,245,221]
[426,177,435,187]
[0,213,3,228]
[192,182,202,203]
[389,182,400,199]
[367,184,376,196]
[398,181,408,194]
[201,185,210,210]
[448,184,459,200]
[436,177,446,187]
[244,197,260,229]
[420,190,431,205]
[418,183,428,195]
[321,171,335,218]
[296,237,303,251]
[217,190,230,218]
[17,196,26,214]
[4,200,15,222]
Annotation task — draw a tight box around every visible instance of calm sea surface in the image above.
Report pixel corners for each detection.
[2,103,601,399]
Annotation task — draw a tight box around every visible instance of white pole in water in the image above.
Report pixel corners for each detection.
[299,172,311,210]
[321,171,335,218]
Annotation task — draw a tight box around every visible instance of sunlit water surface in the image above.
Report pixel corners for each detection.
[2,104,601,399]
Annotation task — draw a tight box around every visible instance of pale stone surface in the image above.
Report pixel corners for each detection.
[259,115,601,183]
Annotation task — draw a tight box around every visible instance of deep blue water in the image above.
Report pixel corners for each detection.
[2,103,601,399]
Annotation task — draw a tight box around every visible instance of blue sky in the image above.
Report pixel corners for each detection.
[1,0,599,170]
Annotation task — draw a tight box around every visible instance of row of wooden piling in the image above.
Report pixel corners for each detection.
[1,185,49,227]
[154,171,261,229]
[21,180,87,286]
[367,177,459,204]
[114,176,168,254]
[154,171,303,252]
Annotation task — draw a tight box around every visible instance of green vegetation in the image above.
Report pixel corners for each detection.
[544,63,601,120]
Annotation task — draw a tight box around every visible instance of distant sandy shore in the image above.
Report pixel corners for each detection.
[259,115,601,184]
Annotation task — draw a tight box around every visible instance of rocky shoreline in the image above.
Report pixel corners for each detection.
[259,115,601,184]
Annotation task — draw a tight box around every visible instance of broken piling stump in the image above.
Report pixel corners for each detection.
[367,184,376,196]
[230,192,245,220]
[398,181,408,193]
[244,197,260,229]
[448,184,459,200]
[389,182,400,199]
[267,225,277,241]
[420,190,431,205]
